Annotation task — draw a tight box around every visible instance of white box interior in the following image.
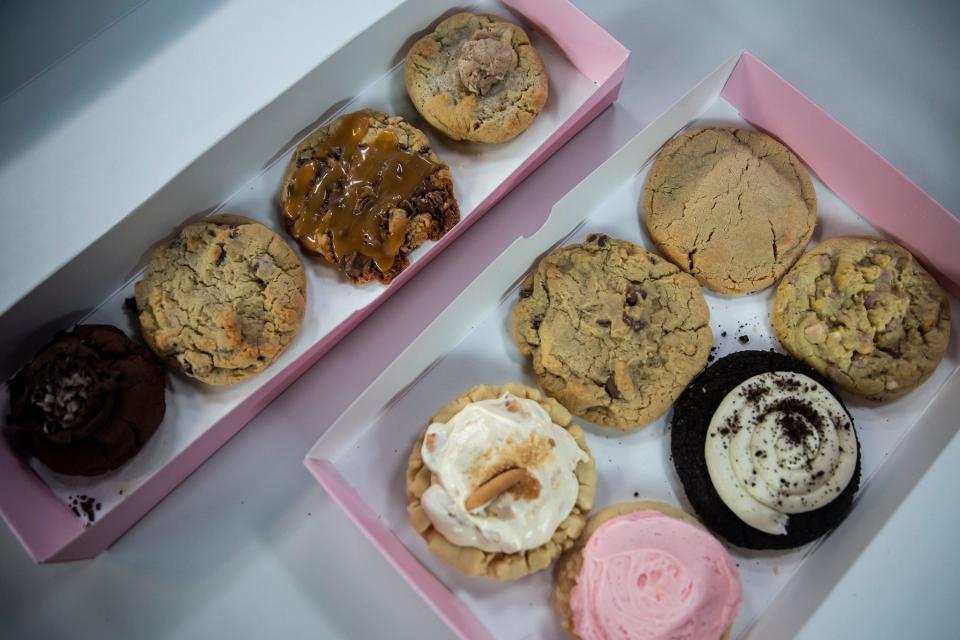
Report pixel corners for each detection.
[317,98,960,639]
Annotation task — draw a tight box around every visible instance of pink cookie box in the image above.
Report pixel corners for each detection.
[304,51,960,639]
[0,0,629,563]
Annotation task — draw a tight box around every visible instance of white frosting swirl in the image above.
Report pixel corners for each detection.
[420,393,588,553]
[705,372,857,535]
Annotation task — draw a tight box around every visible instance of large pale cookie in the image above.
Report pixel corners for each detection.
[405,383,596,580]
[643,128,817,294]
[134,215,306,385]
[773,236,950,399]
[405,12,548,143]
[512,234,712,429]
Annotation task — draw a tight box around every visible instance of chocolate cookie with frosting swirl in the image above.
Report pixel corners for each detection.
[670,350,861,549]
[7,325,166,476]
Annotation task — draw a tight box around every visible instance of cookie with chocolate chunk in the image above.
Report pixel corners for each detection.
[773,236,950,399]
[405,13,548,143]
[7,325,166,476]
[280,109,459,284]
[134,215,306,385]
[670,350,861,550]
[512,234,712,429]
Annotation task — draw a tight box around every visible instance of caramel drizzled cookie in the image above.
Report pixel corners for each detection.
[512,234,712,429]
[643,128,817,294]
[773,236,950,399]
[7,325,165,476]
[280,110,459,283]
[134,215,306,385]
[405,13,548,143]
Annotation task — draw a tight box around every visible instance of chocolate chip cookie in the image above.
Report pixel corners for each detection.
[134,215,306,385]
[512,234,712,429]
[7,325,166,476]
[643,128,817,294]
[280,109,459,284]
[773,236,950,399]
[405,13,548,143]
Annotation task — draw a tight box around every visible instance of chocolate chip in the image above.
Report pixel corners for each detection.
[587,233,609,247]
[215,243,226,266]
[596,319,611,327]
[519,288,533,299]
[604,374,622,399]
[625,291,638,306]
[622,311,646,331]
[532,317,542,330]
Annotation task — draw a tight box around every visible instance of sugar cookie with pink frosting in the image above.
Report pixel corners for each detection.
[555,501,741,640]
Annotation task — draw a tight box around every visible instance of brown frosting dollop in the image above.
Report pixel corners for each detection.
[7,325,166,476]
[457,29,517,95]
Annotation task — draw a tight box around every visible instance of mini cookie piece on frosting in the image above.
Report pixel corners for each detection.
[7,325,166,476]
[404,13,548,143]
[406,383,596,580]
[643,128,817,294]
[774,236,950,400]
[280,109,459,284]
[135,215,306,385]
[555,501,741,640]
[671,350,861,550]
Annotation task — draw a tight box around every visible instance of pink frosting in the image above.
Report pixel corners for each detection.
[570,510,741,640]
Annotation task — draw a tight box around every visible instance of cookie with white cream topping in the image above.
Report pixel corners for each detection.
[670,350,861,549]
[406,383,596,579]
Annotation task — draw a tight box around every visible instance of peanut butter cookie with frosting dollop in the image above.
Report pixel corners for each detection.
[405,13,548,143]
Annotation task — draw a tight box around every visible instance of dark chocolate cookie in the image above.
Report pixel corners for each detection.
[7,325,166,476]
[670,350,860,549]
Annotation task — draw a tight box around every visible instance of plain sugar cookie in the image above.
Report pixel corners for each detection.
[642,127,817,294]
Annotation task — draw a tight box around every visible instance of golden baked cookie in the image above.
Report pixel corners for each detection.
[280,109,459,284]
[404,12,548,143]
[406,383,596,580]
[773,236,950,399]
[512,234,712,429]
[643,127,817,294]
[134,215,306,385]
[554,501,733,640]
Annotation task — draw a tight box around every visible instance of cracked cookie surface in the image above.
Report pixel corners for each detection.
[405,12,548,143]
[406,383,595,580]
[643,127,817,294]
[773,236,950,400]
[512,235,712,429]
[280,109,459,284]
[135,215,306,385]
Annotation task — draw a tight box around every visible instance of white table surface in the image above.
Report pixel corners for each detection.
[2,0,959,638]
